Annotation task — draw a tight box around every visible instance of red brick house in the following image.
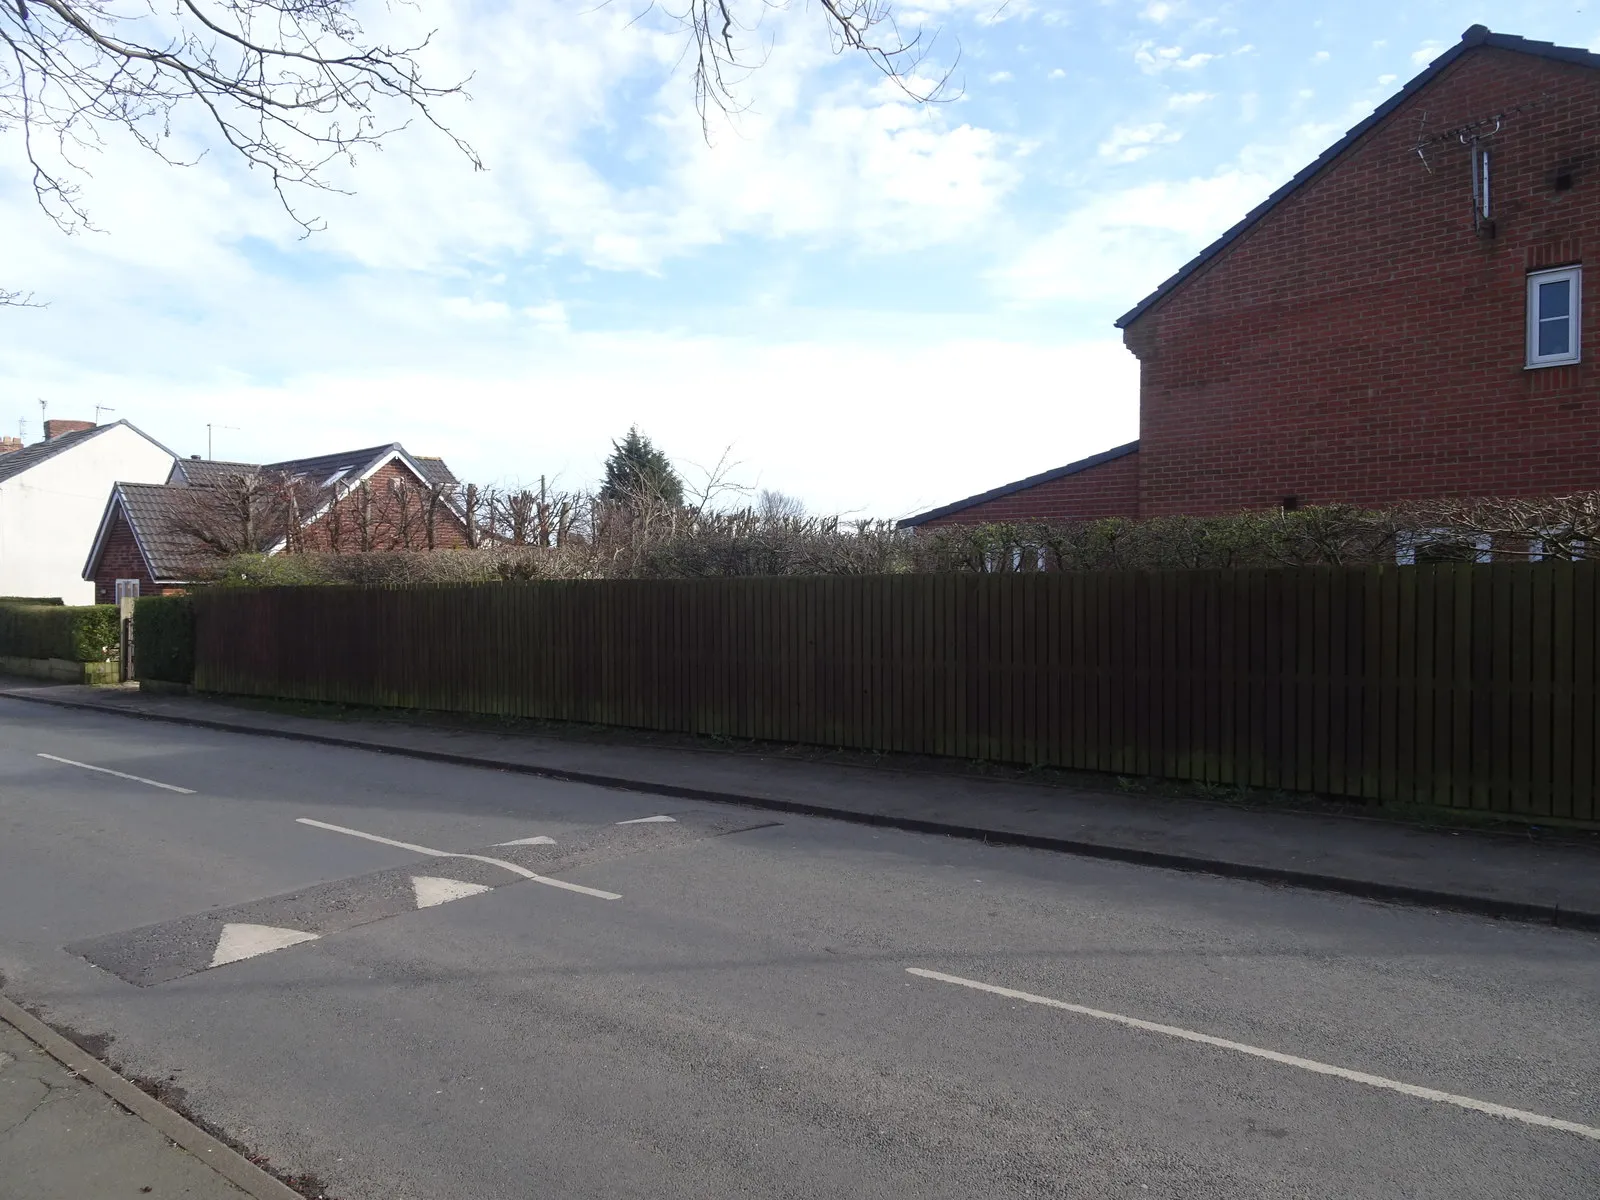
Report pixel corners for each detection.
[83,443,465,602]
[903,26,1599,528]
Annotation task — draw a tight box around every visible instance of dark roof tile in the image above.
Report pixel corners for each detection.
[112,483,225,581]
[0,423,114,485]
[168,458,258,487]
[897,441,1139,528]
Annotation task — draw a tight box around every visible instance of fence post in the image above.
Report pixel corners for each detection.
[118,595,137,683]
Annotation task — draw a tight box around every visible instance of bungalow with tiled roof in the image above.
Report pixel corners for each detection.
[82,442,467,603]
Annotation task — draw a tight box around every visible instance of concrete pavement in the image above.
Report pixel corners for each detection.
[4,681,1599,925]
[0,1012,255,1200]
[1,697,1597,1199]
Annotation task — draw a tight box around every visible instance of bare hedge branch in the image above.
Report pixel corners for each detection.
[188,489,1600,589]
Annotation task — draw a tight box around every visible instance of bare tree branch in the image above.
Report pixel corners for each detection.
[648,0,959,137]
[0,0,482,239]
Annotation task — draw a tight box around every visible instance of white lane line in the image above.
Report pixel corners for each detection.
[294,818,621,901]
[906,968,1600,1142]
[495,835,556,846]
[617,814,676,824]
[37,753,195,794]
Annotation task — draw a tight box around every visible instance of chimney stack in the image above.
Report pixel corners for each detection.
[43,419,96,441]
[0,436,21,455]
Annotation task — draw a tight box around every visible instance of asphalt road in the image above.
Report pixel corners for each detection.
[0,696,1596,1200]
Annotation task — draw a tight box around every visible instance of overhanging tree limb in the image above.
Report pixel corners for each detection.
[1,0,482,237]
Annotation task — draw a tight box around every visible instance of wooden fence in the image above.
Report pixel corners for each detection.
[192,565,1599,820]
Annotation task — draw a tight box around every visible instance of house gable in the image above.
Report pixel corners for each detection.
[83,484,206,590]
[89,503,159,604]
[1116,27,1600,332]
[1119,30,1600,516]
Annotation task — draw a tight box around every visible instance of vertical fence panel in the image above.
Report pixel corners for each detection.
[1508,566,1535,816]
[190,566,1598,819]
[1529,567,1556,819]
[1550,566,1575,821]
[1573,567,1597,823]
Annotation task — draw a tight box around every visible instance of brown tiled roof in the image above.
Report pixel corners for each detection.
[93,441,464,577]
[111,483,234,582]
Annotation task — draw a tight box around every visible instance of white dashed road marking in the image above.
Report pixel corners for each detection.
[494,835,557,846]
[37,753,195,794]
[210,923,319,968]
[907,968,1600,1142]
[294,817,621,900]
[412,876,493,909]
[617,815,676,824]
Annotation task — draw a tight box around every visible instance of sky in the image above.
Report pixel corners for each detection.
[3,1,1599,520]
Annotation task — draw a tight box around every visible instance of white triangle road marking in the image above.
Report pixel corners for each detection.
[494,835,557,846]
[210,923,319,968]
[412,876,493,909]
[616,815,676,825]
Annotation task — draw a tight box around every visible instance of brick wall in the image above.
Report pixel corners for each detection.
[298,461,471,551]
[1124,46,1600,516]
[91,507,171,604]
[918,450,1141,526]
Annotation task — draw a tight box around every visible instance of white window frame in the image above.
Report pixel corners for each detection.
[1395,530,1491,566]
[1526,266,1582,368]
[114,578,141,602]
[1529,535,1588,562]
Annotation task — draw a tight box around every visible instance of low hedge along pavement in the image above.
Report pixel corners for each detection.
[0,600,119,662]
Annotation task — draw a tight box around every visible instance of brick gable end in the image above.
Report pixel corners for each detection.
[1124,46,1600,516]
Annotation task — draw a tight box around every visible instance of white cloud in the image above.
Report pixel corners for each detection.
[1048,67,1066,79]
[443,298,512,321]
[900,0,1035,26]
[0,317,1138,518]
[1311,50,1331,63]
[1166,90,1214,110]
[992,123,1344,308]
[1377,73,1397,85]
[1097,122,1182,163]
[523,302,570,332]
[990,170,1271,306]
[1411,39,1448,66]
[988,70,1015,83]
[1134,42,1218,73]
[1140,1,1177,22]
[0,0,1015,282]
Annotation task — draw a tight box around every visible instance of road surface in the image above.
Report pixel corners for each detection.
[1,697,1596,1198]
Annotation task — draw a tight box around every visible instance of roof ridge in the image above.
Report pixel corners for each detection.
[898,441,1140,528]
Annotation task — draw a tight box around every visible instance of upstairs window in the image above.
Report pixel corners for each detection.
[1527,267,1581,367]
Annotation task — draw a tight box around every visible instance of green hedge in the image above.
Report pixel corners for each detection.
[133,596,195,684]
[0,596,64,605]
[0,602,119,662]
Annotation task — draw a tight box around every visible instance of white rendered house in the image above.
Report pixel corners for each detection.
[0,420,176,605]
